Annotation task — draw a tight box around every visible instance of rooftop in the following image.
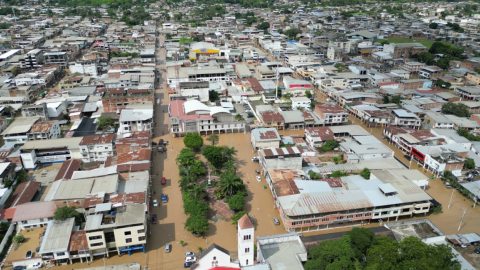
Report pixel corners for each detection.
[251,128,281,142]
[39,217,75,254]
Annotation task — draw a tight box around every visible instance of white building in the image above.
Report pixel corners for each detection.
[119,109,153,134]
[79,134,115,163]
[290,97,311,110]
[69,63,98,77]
[1,116,40,144]
[12,201,56,230]
[237,215,254,266]
[38,217,75,265]
[195,244,240,270]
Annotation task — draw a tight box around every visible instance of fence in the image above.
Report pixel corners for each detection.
[0,223,16,266]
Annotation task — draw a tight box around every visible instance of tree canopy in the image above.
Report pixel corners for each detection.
[206,134,219,146]
[209,90,219,102]
[228,194,245,211]
[54,206,82,224]
[441,102,471,117]
[330,171,349,178]
[96,116,114,131]
[318,140,339,152]
[305,228,461,270]
[185,214,209,235]
[184,133,204,151]
[360,168,371,179]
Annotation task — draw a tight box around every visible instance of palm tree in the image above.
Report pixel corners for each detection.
[206,134,219,146]
[222,147,237,161]
[185,183,208,201]
[222,158,236,174]
[218,171,244,197]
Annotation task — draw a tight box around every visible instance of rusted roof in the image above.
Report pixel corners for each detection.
[316,103,346,114]
[305,127,334,140]
[54,159,81,181]
[364,110,391,118]
[117,149,151,164]
[117,162,150,172]
[0,207,15,220]
[269,169,303,197]
[8,181,41,208]
[257,130,280,140]
[238,214,254,230]
[261,111,284,122]
[69,231,88,251]
[115,131,150,146]
[319,178,343,188]
[109,192,146,208]
[410,130,436,142]
[29,121,55,133]
[303,156,321,164]
[80,133,115,145]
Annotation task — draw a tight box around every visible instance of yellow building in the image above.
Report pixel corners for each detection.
[189,42,220,60]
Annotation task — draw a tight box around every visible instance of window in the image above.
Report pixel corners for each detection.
[124,231,131,236]
[245,248,250,253]
[355,214,363,218]
[321,218,329,222]
[40,218,44,222]
[138,236,146,241]
[243,235,251,240]
[213,257,216,260]
[21,221,28,224]
[347,215,353,219]
[90,242,103,247]
[89,235,102,241]
[365,213,372,217]
[125,238,132,243]
[337,216,344,220]
[57,252,65,256]
[137,229,145,234]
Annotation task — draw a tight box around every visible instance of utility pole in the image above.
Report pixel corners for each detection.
[458,209,467,232]
[448,188,454,209]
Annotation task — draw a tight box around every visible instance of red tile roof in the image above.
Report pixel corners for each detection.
[54,159,81,181]
[116,149,151,165]
[8,181,41,208]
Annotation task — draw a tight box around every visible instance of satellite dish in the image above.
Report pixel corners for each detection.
[430,149,441,158]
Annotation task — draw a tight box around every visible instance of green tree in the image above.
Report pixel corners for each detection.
[441,102,471,117]
[206,134,219,146]
[13,234,25,243]
[184,183,208,201]
[391,95,403,105]
[209,90,219,102]
[366,236,400,270]
[228,194,245,211]
[235,114,244,121]
[256,21,270,30]
[326,16,333,22]
[97,116,114,131]
[184,200,210,216]
[222,158,236,174]
[218,171,245,197]
[176,148,196,167]
[383,95,390,104]
[185,214,209,235]
[305,235,356,270]
[305,90,312,99]
[231,211,249,225]
[331,171,349,178]
[203,145,225,168]
[308,170,322,179]
[429,22,438,29]
[360,168,370,179]
[319,140,339,152]
[284,28,300,39]
[184,133,203,151]
[464,158,475,169]
[54,206,81,224]
[346,227,374,261]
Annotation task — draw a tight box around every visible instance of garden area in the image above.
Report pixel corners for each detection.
[177,133,249,236]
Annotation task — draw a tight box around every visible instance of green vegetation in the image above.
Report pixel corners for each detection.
[206,134,219,146]
[183,133,204,151]
[228,194,245,212]
[442,171,474,199]
[376,38,438,49]
[54,206,83,224]
[305,227,460,270]
[441,102,471,117]
[360,168,371,179]
[308,170,322,180]
[458,129,480,142]
[464,158,475,170]
[202,146,237,169]
[209,90,218,102]
[411,42,465,69]
[318,140,339,152]
[96,116,114,131]
[12,235,24,243]
[330,171,349,178]
[231,211,249,225]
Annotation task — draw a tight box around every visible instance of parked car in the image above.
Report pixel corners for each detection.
[25,251,32,259]
[30,262,42,268]
[163,141,169,145]
[255,170,260,174]
[161,177,166,185]
[157,146,164,152]
[184,261,195,268]
[153,199,158,207]
[13,266,26,270]
[161,194,168,203]
[474,248,480,254]
[185,252,195,257]
[165,243,171,253]
[273,218,280,225]
[152,141,157,145]
[151,214,157,224]
[256,176,261,182]
[461,244,468,248]
[445,182,452,189]
[185,256,196,263]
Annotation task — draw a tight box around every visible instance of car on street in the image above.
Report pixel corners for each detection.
[184,261,195,268]
[256,176,261,182]
[252,157,259,162]
[163,140,169,145]
[185,256,196,263]
[273,217,280,225]
[30,262,42,268]
[151,214,157,224]
[161,194,168,203]
[255,170,260,174]
[445,182,452,189]
[474,248,480,254]
[185,252,195,257]
[25,251,32,259]
[13,266,26,270]
[161,177,166,185]
[157,146,164,152]
[165,243,171,253]
[153,199,158,207]
[152,141,157,145]
[461,244,468,248]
